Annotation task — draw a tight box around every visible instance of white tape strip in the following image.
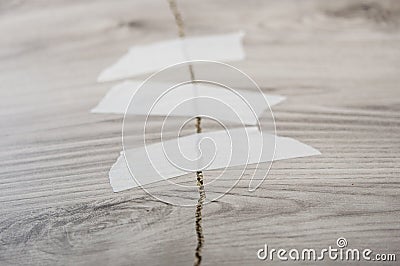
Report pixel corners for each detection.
[109,127,320,192]
[97,32,245,82]
[92,80,285,125]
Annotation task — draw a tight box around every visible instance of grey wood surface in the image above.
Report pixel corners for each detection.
[1,0,399,265]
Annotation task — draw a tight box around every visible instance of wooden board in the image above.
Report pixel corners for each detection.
[0,0,399,265]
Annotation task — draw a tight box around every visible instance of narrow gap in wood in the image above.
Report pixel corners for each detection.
[167,1,206,265]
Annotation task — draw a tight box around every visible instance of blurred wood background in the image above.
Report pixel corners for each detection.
[0,0,399,265]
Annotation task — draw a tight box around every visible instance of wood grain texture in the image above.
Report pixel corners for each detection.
[0,0,399,265]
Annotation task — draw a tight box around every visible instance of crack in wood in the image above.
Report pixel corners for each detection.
[167,0,206,265]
